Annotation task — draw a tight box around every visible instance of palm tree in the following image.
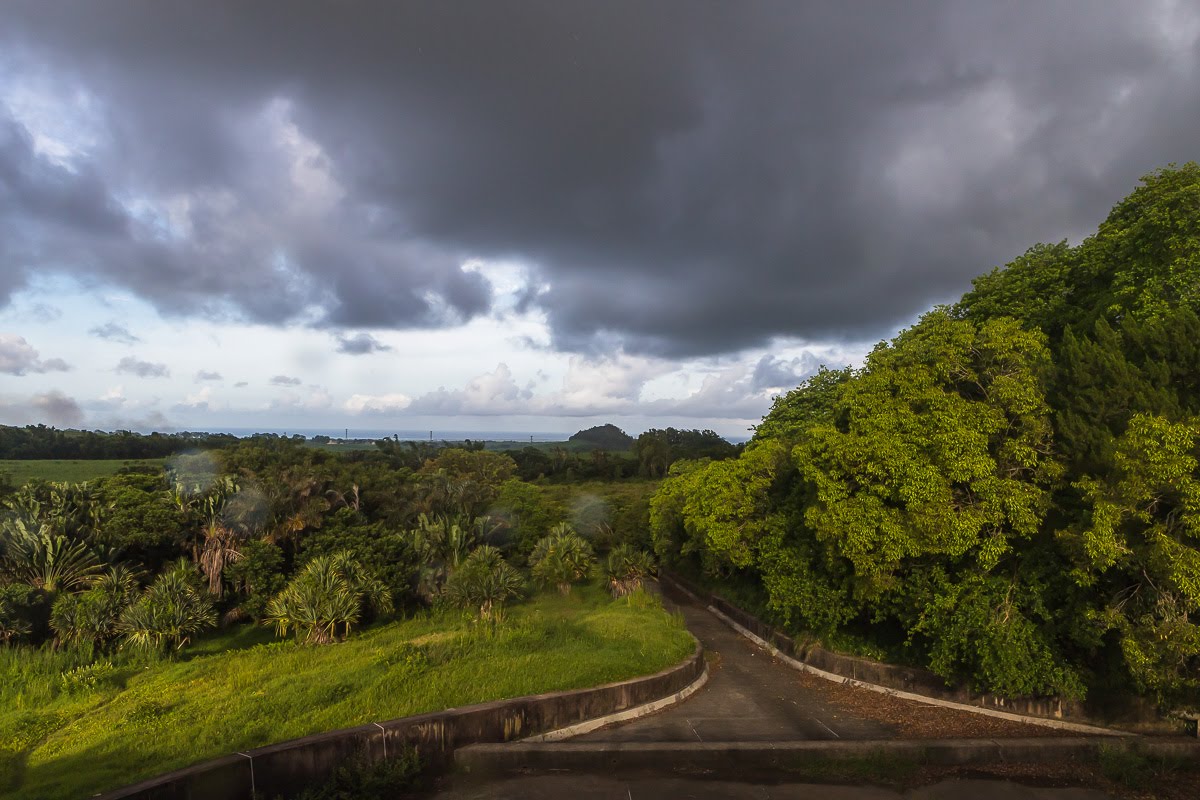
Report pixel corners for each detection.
[197,517,242,598]
[118,560,217,653]
[603,545,655,597]
[51,564,142,650]
[265,552,392,644]
[445,545,524,622]
[1,519,102,593]
[529,525,596,595]
[409,513,497,601]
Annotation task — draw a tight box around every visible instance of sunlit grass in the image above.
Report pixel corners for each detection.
[0,459,166,485]
[0,584,692,800]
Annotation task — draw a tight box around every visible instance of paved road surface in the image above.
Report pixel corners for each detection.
[577,590,894,742]
[430,589,1114,799]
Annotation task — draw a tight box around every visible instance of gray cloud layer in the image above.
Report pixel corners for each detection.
[335,333,391,355]
[115,356,169,378]
[0,390,84,427]
[0,334,70,375]
[2,1,1198,357]
[89,322,141,344]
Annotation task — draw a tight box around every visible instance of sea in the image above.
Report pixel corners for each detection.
[216,427,573,443]
[187,427,749,444]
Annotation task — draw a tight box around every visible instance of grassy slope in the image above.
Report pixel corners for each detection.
[0,459,166,485]
[0,585,693,800]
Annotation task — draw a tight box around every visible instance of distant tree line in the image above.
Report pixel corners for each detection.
[0,426,242,460]
[0,424,674,658]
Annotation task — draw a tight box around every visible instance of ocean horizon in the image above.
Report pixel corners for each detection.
[213,427,572,443]
[176,427,750,444]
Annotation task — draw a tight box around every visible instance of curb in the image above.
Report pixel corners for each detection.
[705,604,1130,738]
[523,660,710,742]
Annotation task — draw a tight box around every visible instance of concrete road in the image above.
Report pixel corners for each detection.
[575,592,895,742]
[428,590,1116,799]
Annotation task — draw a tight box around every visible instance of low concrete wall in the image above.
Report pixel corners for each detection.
[658,568,1167,733]
[96,639,704,800]
[456,737,1200,777]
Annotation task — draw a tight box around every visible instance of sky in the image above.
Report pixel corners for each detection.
[1,1,1198,439]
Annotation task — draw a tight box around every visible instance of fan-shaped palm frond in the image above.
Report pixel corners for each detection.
[1,520,102,593]
[117,560,216,653]
[445,545,524,621]
[603,545,656,597]
[264,551,392,644]
[529,526,596,595]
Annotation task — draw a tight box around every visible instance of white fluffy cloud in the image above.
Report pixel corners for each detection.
[344,393,412,414]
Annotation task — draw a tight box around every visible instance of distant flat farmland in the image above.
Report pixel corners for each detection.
[0,458,167,484]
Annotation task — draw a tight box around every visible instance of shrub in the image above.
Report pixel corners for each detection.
[265,551,392,644]
[529,525,595,595]
[603,545,655,597]
[444,545,523,621]
[50,565,141,650]
[117,560,216,654]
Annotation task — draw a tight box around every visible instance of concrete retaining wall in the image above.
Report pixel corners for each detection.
[456,737,1200,777]
[658,568,1167,732]
[95,639,704,800]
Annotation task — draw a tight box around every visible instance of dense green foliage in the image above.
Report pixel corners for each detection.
[652,164,1200,707]
[633,428,742,478]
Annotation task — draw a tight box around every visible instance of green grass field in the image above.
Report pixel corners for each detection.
[0,459,166,485]
[0,585,693,800]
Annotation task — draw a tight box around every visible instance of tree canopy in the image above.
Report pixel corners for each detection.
[652,163,1200,708]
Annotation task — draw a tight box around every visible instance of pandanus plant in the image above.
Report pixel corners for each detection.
[529,524,595,595]
[603,545,655,598]
[445,545,524,622]
[265,551,392,644]
[117,560,217,654]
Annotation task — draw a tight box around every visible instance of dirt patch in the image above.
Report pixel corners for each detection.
[786,667,1086,739]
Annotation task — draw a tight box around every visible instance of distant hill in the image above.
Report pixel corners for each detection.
[568,424,635,451]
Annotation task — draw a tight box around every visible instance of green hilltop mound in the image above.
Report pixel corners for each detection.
[568,424,635,451]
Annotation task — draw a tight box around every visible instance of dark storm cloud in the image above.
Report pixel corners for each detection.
[751,355,819,392]
[335,333,391,355]
[1,1,1198,356]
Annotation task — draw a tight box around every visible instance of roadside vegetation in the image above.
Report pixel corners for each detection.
[650,163,1200,712]
[1,585,691,799]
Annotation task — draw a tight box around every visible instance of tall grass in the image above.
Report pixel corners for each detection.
[0,584,692,800]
